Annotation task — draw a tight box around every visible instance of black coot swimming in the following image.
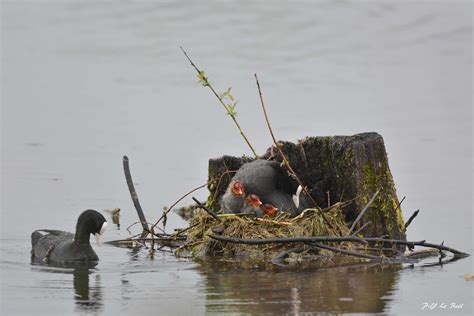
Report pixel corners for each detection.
[31,210,107,263]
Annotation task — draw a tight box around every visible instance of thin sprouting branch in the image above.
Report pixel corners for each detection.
[254,74,339,234]
[348,190,380,234]
[180,46,258,158]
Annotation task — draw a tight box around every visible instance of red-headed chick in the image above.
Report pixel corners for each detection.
[241,194,263,216]
[262,203,278,217]
[221,180,245,214]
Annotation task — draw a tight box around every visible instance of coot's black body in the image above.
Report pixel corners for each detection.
[231,159,309,216]
[232,160,296,201]
[31,210,107,263]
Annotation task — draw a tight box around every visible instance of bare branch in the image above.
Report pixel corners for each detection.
[404,209,420,231]
[348,190,380,234]
[254,74,340,235]
[123,156,150,238]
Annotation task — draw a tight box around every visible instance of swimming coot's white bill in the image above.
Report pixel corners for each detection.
[31,210,107,263]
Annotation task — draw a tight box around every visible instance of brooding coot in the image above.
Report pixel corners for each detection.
[232,160,295,201]
[31,210,107,263]
[231,159,309,216]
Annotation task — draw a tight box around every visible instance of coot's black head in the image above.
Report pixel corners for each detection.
[74,210,107,244]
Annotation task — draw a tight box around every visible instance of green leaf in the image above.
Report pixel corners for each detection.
[225,101,238,117]
[219,87,233,101]
[197,70,209,87]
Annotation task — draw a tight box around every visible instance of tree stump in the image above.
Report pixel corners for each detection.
[207,132,406,241]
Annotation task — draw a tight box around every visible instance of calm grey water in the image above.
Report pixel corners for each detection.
[1,1,472,315]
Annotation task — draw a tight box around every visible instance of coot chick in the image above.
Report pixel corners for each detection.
[221,180,245,214]
[31,210,107,263]
[240,194,263,217]
[266,187,311,217]
[262,203,278,217]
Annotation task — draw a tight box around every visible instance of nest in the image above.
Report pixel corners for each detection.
[176,204,367,267]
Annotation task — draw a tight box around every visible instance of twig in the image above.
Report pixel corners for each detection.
[105,237,185,249]
[217,213,255,218]
[270,246,305,266]
[348,190,380,234]
[181,47,258,158]
[351,221,371,236]
[173,223,200,237]
[254,74,339,234]
[123,155,150,238]
[353,246,400,253]
[151,182,209,231]
[106,237,186,244]
[126,221,165,235]
[209,234,366,245]
[312,243,384,261]
[255,218,292,225]
[211,169,238,203]
[192,197,220,221]
[126,222,141,235]
[209,234,469,257]
[404,209,420,231]
[403,248,439,260]
[395,196,406,211]
[364,237,469,257]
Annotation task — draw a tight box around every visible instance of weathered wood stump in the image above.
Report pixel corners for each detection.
[206,132,406,241]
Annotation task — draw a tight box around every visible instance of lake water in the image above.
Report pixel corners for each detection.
[1,1,472,315]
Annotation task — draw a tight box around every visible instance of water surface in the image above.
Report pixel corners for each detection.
[1,1,472,315]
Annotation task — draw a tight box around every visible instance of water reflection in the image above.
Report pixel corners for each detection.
[73,268,103,313]
[199,262,401,314]
[30,262,103,313]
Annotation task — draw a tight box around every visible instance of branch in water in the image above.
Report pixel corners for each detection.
[123,155,150,238]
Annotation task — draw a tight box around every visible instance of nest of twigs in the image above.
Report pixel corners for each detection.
[176,203,369,267]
